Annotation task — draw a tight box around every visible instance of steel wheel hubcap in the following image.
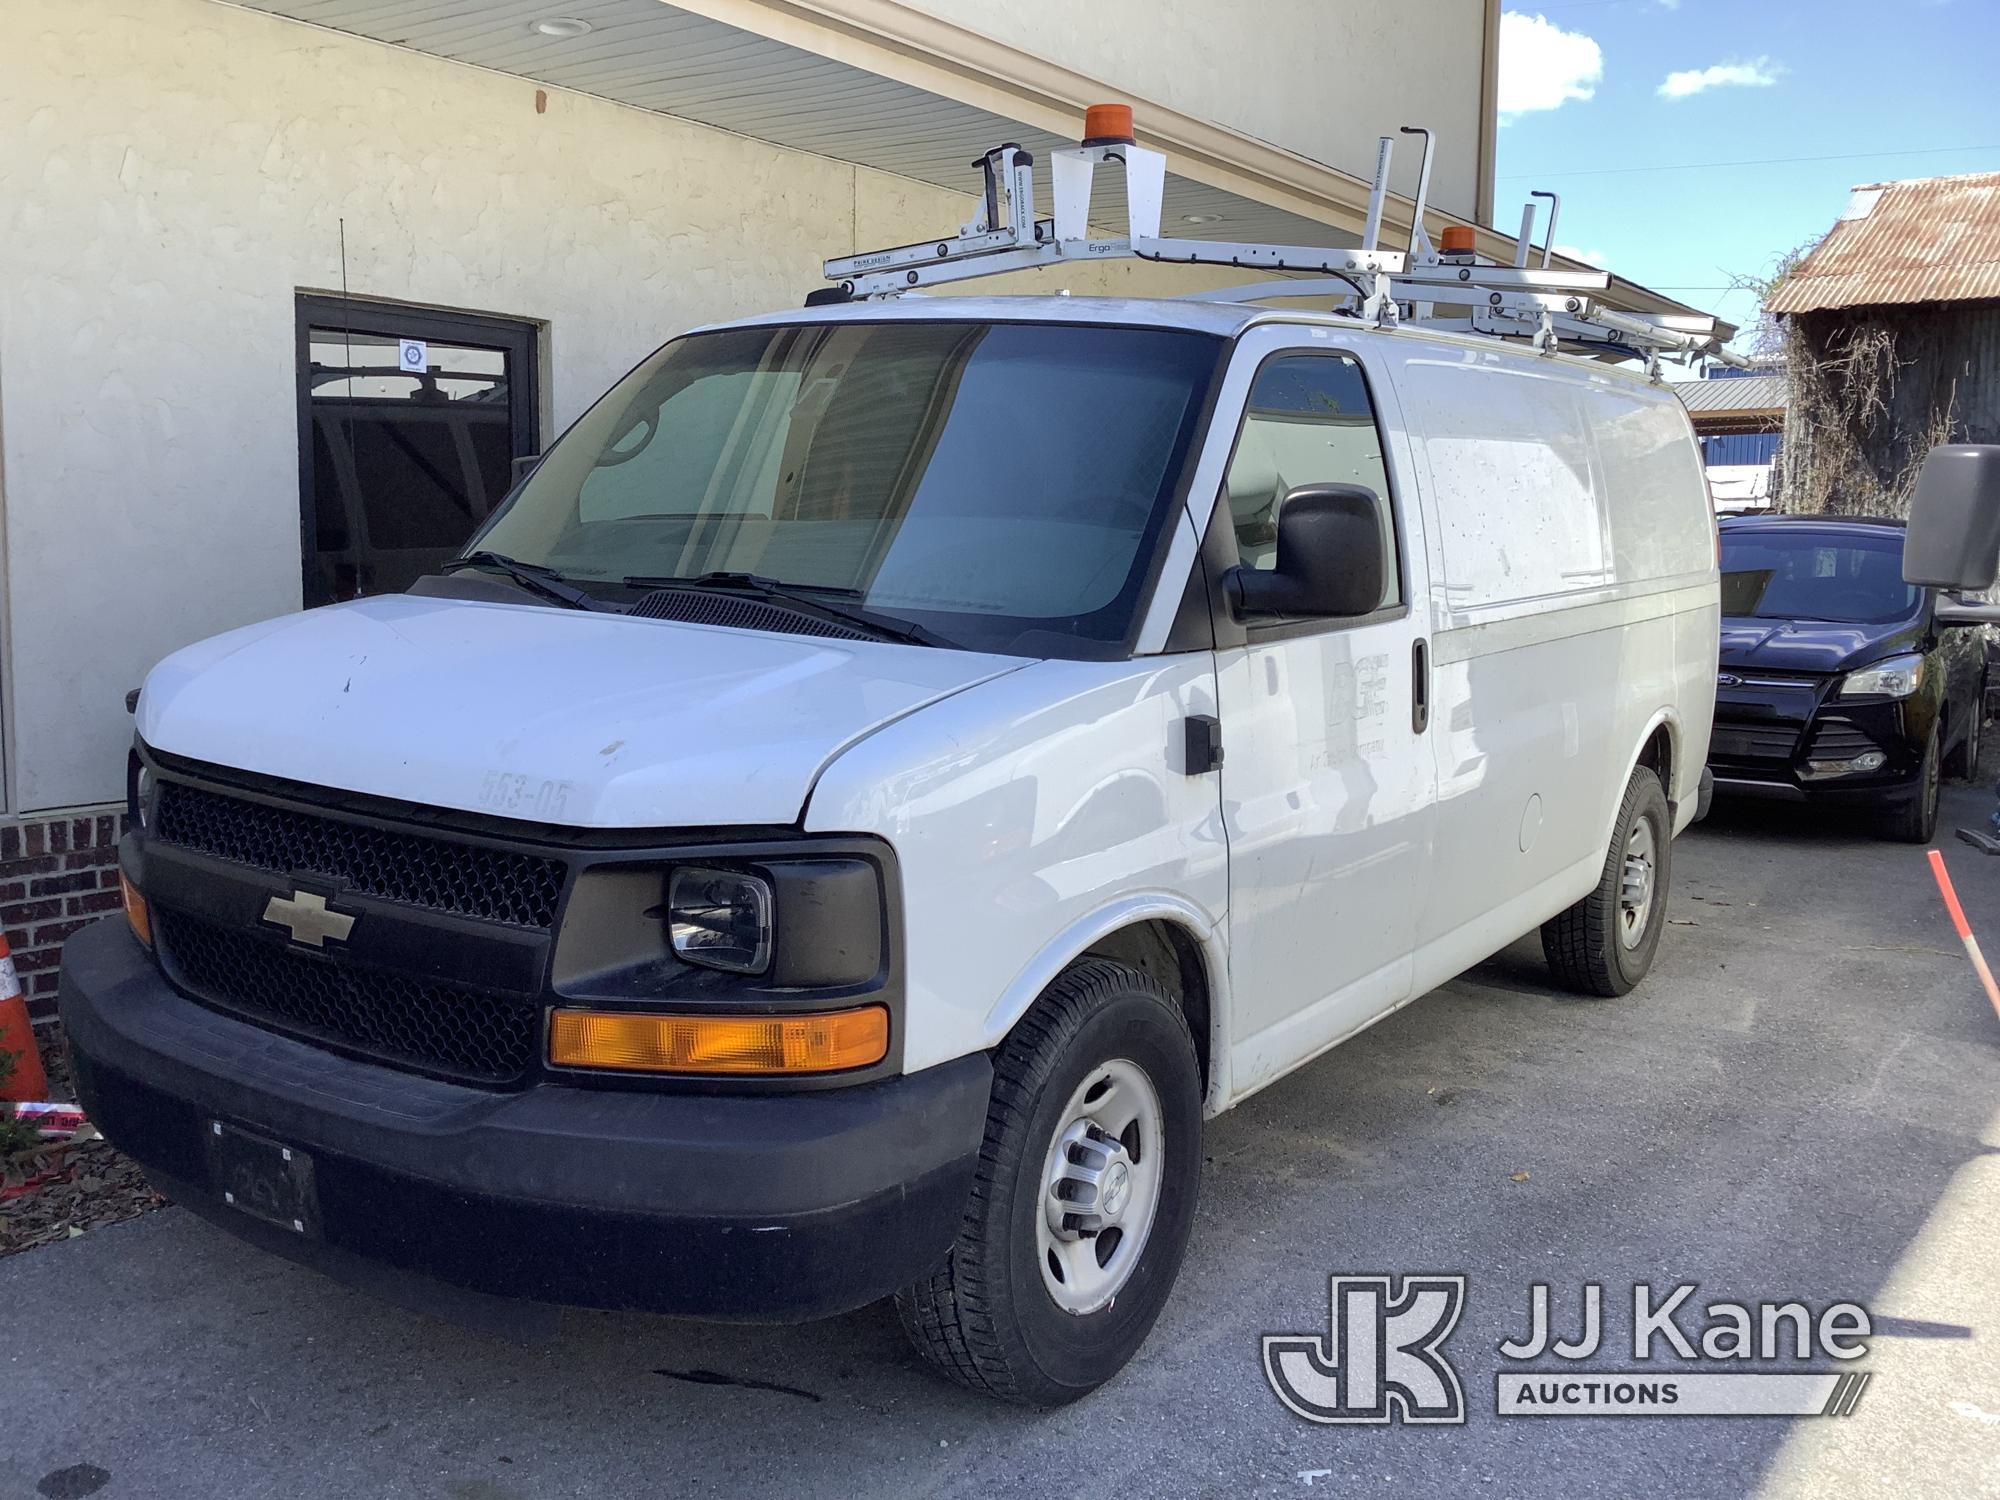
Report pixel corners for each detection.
[1619,817,1656,951]
[1035,1058,1164,1315]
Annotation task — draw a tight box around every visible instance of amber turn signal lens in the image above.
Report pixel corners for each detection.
[548,1006,889,1075]
[1440,224,1477,254]
[120,873,152,949]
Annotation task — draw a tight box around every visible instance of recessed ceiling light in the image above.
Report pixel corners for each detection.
[1181,213,1222,225]
[532,17,593,37]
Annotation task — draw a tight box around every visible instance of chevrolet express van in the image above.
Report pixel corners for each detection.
[62,294,1718,1404]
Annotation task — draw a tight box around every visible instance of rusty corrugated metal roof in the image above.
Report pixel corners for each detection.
[1768,171,2000,314]
[1674,373,1786,415]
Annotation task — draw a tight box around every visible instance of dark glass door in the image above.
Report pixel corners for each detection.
[296,297,539,606]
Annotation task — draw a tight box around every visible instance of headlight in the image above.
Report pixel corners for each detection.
[667,866,773,975]
[1838,653,1925,700]
[126,750,158,833]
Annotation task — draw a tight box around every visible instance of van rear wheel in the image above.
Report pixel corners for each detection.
[1542,765,1671,997]
[895,959,1202,1405]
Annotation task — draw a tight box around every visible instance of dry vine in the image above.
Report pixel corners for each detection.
[1777,315,1961,517]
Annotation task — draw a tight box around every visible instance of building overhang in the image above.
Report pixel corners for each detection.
[1689,411,1786,437]
[234,0,1720,325]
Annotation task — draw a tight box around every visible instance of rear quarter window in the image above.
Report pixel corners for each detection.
[1589,389,1713,581]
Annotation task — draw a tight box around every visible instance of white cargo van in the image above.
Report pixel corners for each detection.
[61,129,1720,1405]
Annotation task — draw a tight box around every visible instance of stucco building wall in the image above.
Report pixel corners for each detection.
[896,0,1494,221]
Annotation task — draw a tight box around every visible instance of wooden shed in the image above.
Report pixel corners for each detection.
[1766,171,2000,514]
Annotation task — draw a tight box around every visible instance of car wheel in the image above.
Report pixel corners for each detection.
[1541,764,1671,997]
[895,959,1203,1406]
[1949,685,1985,782]
[1882,728,1942,843]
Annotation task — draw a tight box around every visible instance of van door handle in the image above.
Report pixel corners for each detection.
[1412,639,1430,735]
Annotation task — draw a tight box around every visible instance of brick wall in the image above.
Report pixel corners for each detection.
[2,809,128,1018]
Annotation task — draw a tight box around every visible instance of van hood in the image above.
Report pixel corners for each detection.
[1717,614,1925,677]
[137,595,1025,828]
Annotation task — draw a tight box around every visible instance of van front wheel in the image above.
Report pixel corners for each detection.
[895,959,1203,1405]
[1541,765,1671,997]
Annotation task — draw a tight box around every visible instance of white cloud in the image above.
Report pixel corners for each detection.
[1657,57,1783,100]
[1499,12,1604,120]
[1553,244,1608,267]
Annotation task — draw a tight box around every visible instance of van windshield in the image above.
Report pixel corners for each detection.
[1719,530,1923,625]
[471,320,1220,655]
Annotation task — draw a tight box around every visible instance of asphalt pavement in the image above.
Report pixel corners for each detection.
[5,779,1998,1499]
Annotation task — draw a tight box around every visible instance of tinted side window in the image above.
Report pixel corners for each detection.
[1223,354,1398,608]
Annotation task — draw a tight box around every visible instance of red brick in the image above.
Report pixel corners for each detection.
[97,815,119,847]
[46,821,68,854]
[1,898,62,926]
[0,882,23,904]
[22,824,44,858]
[68,890,122,917]
[0,826,16,861]
[100,868,124,891]
[64,848,117,871]
[32,918,90,948]
[29,971,59,999]
[28,872,97,898]
[14,948,60,974]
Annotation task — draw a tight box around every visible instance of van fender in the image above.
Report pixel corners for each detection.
[1604,707,1682,850]
[976,892,1233,1111]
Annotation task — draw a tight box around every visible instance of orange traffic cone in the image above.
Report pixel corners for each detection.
[0,935,48,1102]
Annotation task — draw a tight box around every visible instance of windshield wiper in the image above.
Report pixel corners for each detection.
[623,571,948,648]
[441,552,609,612]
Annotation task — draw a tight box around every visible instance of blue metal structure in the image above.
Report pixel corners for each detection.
[1702,432,1781,465]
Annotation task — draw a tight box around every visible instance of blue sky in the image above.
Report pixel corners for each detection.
[1494,0,1997,358]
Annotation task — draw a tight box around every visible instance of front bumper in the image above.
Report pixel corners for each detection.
[59,917,991,1322]
[1706,696,1927,808]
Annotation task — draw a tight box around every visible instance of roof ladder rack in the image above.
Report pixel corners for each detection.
[816,111,1741,371]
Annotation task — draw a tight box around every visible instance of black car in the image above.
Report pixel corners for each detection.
[1709,514,1988,842]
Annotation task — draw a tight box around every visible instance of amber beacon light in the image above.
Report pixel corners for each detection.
[1081,103,1136,147]
[549,1005,890,1075]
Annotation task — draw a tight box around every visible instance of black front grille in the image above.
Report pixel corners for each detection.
[154,780,565,929]
[1809,720,1881,759]
[157,910,538,1085]
[1709,723,1802,761]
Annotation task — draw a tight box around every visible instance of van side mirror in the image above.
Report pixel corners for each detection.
[1904,445,2000,590]
[1226,484,1386,619]
[1934,597,2000,628]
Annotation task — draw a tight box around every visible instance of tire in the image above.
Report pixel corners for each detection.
[1881,728,1941,844]
[895,959,1203,1406]
[1541,765,1671,997]
[1949,686,1985,782]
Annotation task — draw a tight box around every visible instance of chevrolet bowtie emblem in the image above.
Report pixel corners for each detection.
[261,890,356,948]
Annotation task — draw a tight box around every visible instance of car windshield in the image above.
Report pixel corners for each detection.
[1719,530,1923,624]
[470,320,1220,655]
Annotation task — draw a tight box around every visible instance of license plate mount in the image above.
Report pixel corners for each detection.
[204,1121,320,1238]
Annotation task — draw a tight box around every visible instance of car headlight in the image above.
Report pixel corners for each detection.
[126,750,158,833]
[667,866,773,975]
[1838,653,1925,700]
